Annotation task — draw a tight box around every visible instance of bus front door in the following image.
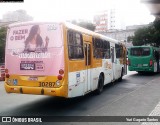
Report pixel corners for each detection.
[84,43,91,93]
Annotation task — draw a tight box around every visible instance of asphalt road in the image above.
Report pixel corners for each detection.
[0,71,160,125]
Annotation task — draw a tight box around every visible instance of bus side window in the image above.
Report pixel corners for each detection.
[115,44,124,58]
[93,37,102,59]
[115,44,120,58]
[67,30,84,59]
[111,47,114,63]
[102,40,110,59]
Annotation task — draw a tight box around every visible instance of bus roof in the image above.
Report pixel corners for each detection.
[64,22,119,44]
[129,46,152,48]
[8,21,120,45]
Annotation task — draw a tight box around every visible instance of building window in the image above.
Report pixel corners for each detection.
[67,30,84,59]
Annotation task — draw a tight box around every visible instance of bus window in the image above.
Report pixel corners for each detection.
[67,31,84,59]
[143,48,150,56]
[111,47,115,63]
[93,37,102,59]
[93,38,111,59]
[85,43,91,66]
[115,44,122,58]
[130,47,150,56]
[102,40,110,59]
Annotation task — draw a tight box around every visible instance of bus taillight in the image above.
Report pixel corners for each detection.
[57,75,63,80]
[58,69,64,80]
[59,69,64,75]
[5,68,10,78]
[127,59,131,66]
[6,74,10,78]
[5,69,9,73]
[149,59,153,67]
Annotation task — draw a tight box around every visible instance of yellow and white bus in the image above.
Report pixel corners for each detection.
[5,22,127,98]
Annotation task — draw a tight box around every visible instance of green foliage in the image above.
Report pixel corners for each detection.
[127,36,134,43]
[131,19,160,47]
[153,19,160,31]
[0,27,7,63]
[71,20,96,31]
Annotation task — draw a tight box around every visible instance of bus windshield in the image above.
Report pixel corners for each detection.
[130,47,150,56]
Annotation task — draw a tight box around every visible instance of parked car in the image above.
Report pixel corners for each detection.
[0,63,5,81]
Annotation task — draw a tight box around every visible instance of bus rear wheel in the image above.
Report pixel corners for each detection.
[137,71,143,74]
[118,68,123,82]
[96,75,104,95]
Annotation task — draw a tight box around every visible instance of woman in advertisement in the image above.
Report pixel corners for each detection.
[24,25,49,53]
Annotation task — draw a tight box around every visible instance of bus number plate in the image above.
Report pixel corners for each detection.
[28,77,38,81]
[39,82,55,87]
[20,63,35,70]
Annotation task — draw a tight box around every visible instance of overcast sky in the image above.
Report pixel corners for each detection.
[0,0,155,26]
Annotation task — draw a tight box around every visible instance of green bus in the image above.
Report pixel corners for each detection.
[128,46,160,73]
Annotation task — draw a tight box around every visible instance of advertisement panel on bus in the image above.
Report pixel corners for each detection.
[6,23,64,76]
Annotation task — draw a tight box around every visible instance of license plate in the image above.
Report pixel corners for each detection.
[20,63,35,70]
[28,77,38,81]
[143,64,148,66]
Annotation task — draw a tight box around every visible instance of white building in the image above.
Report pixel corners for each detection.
[99,24,149,49]
[93,10,108,32]
[93,9,126,32]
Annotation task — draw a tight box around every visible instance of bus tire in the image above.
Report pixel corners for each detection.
[96,75,104,95]
[137,71,143,74]
[118,68,123,82]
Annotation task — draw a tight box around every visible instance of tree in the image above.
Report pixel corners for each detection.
[3,9,33,22]
[71,20,96,31]
[131,20,160,47]
[0,27,7,63]
[153,18,160,31]
[127,36,134,43]
[132,27,150,46]
[78,21,96,31]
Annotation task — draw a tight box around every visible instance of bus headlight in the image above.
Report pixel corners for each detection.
[55,80,60,86]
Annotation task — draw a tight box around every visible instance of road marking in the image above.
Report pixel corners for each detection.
[141,101,160,125]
